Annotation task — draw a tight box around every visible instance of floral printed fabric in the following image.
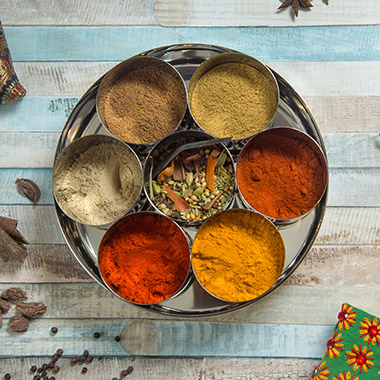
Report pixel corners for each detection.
[0,21,26,104]
[312,304,380,380]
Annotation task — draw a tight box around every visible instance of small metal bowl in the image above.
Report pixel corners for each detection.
[97,211,192,306]
[52,134,143,227]
[143,130,236,227]
[191,208,285,303]
[188,52,279,142]
[96,55,187,146]
[236,127,328,225]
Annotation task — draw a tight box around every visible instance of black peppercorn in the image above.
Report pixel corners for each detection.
[52,365,60,373]
[71,357,79,365]
[50,377,56,380]
[83,350,89,357]
[93,332,101,339]
[114,336,121,342]
[30,365,37,373]
[33,375,41,380]
[42,363,48,370]
[120,366,134,377]
[37,368,43,374]
[4,374,11,380]
[56,348,63,356]
[50,327,58,334]
[41,371,47,377]
[81,367,88,374]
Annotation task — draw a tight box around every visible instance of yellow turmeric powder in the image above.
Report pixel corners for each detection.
[191,209,285,302]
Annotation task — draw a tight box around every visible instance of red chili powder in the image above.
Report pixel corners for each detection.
[98,212,190,304]
[236,133,326,220]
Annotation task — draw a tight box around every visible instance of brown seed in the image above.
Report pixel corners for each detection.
[52,365,60,374]
[0,298,11,313]
[1,288,27,302]
[121,366,134,377]
[56,348,63,356]
[81,367,87,374]
[71,358,79,365]
[16,302,47,318]
[9,314,31,332]
[15,178,41,206]
[83,350,89,357]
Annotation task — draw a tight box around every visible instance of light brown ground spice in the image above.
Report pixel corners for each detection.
[190,63,277,140]
[99,64,186,144]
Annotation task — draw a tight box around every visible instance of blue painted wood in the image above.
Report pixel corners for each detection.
[4,25,380,62]
[0,318,332,358]
[0,97,79,133]
[0,168,379,206]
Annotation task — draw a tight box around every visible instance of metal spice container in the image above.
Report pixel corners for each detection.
[188,52,279,142]
[96,55,188,146]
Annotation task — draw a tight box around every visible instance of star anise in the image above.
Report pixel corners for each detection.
[278,0,313,17]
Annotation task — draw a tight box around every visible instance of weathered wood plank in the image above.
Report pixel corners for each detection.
[154,0,380,27]
[4,25,380,62]
[0,318,330,359]
[2,96,380,134]
[1,132,378,169]
[0,244,91,283]
[0,206,378,246]
[1,245,377,286]
[14,61,380,97]
[0,282,377,324]
[0,0,157,26]
[1,168,379,207]
[0,357,317,379]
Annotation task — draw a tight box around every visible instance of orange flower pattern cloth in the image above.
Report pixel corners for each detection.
[312,304,380,379]
[0,22,26,104]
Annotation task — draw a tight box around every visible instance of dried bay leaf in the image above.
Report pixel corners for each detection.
[15,178,41,206]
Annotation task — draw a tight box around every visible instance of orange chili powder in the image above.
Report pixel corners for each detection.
[98,212,190,304]
[236,131,326,220]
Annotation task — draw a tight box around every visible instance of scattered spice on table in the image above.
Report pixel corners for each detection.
[0,216,28,263]
[8,314,31,332]
[114,336,121,342]
[191,209,285,302]
[236,130,326,220]
[277,0,329,17]
[98,57,186,144]
[98,212,190,304]
[189,62,277,140]
[149,147,234,222]
[53,135,142,226]
[15,178,41,206]
[50,327,58,335]
[93,331,101,339]
[16,301,47,318]
[120,366,134,377]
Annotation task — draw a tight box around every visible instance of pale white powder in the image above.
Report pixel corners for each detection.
[54,139,142,225]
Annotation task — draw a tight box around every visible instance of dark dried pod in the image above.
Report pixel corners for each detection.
[9,314,31,332]
[0,298,11,313]
[16,301,47,318]
[0,309,3,329]
[15,178,41,206]
[1,287,28,302]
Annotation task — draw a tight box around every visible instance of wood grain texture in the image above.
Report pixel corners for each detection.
[0,205,378,246]
[0,282,378,324]
[13,61,380,97]
[1,132,378,168]
[0,357,318,379]
[0,0,157,26]
[2,96,380,134]
[4,25,380,62]
[0,244,91,283]
[1,167,379,206]
[1,245,377,286]
[154,0,380,27]
[0,318,330,358]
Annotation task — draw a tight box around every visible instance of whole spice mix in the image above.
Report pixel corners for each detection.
[189,61,277,140]
[148,146,234,222]
[97,57,187,144]
[53,135,142,226]
[192,209,285,302]
[98,212,190,304]
[236,129,327,220]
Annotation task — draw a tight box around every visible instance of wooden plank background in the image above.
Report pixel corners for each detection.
[0,0,379,378]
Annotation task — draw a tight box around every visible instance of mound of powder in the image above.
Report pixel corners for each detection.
[54,138,142,226]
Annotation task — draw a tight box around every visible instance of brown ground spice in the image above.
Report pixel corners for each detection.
[99,65,186,144]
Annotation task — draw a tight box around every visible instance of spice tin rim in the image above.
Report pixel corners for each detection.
[142,129,236,227]
[235,126,329,226]
[187,52,280,142]
[190,208,286,304]
[52,134,144,228]
[96,55,188,147]
[97,210,193,306]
